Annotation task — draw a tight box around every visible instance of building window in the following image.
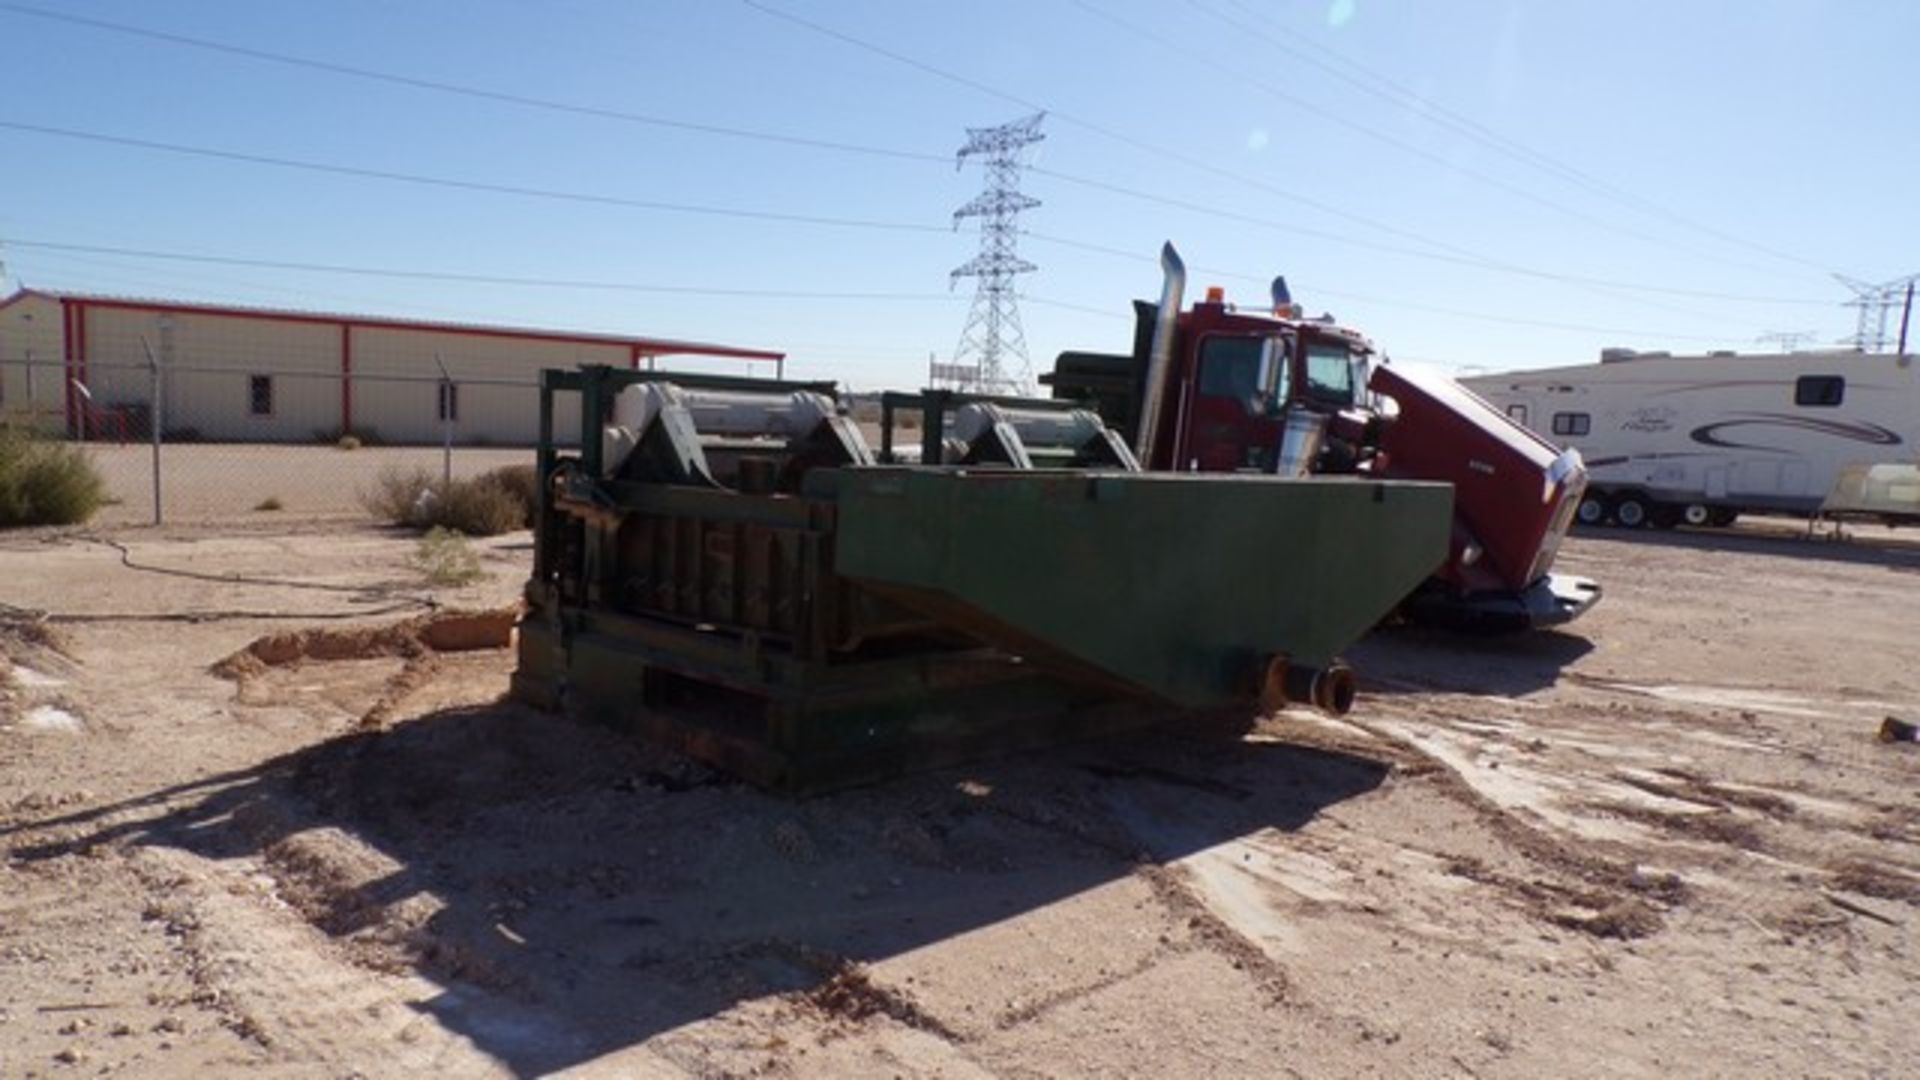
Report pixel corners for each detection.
[437,382,460,423]
[249,375,273,416]
[1551,411,1590,437]
[1794,375,1844,407]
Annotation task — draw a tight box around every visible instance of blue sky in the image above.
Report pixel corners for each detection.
[2,0,1914,387]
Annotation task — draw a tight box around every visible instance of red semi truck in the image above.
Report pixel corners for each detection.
[1043,244,1599,631]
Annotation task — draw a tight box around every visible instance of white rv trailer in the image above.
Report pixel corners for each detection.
[1461,348,1920,528]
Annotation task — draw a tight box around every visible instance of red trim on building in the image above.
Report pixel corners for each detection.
[8,289,783,363]
[60,300,76,437]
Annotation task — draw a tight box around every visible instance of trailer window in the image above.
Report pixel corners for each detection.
[248,375,273,416]
[1304,343,1356,406]
[1551,411,1590,437]
[1794,375,1844,407]
[1506,404,1529,426]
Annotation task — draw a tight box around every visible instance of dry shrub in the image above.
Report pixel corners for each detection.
[364,465,528,537]
[479,464,539,527]
[411,527,486,587]
[363,466,436,526]
[431,477,525,537]
[315,426,378,448]
[0,427,107,528]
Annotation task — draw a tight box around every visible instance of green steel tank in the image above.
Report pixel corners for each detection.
[512,366,1451,791]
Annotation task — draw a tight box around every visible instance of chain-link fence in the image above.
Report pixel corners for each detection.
[0,327,595,526]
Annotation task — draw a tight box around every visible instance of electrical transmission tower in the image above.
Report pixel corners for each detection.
[1834,273,1920,352]
[1754,330,1819,353]
[941,113,1045,394]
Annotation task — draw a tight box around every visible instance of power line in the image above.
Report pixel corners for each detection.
[0,120,947,234]
[737,0,1828,322]
[1,2,1835,312]
[3,233,1736,344]
[1020,233,1745,343]
[2,116,1826,313]
[0,115,1840,344]
[2,238,960,301]
[740,0,1490,262]
[1195,0,1833,275]
[1028,170,1828,306]
[1068,0,1774,277]
[8,243,530,324]
[0,0,948,166]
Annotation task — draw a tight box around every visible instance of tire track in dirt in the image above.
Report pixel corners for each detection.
[129,847,508,1076]
[1311,707,1691,938]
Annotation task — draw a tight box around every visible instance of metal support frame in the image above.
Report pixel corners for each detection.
[876,387,1097,465]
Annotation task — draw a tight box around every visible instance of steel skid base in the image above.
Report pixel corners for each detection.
[513,614,1196,795]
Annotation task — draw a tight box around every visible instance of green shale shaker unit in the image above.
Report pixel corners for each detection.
[512,365,1452,792]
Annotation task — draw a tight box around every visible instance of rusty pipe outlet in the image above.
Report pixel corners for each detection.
[1306,662,1357,716]
[1254,655,1358,716]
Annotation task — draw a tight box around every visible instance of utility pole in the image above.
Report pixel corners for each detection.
[1898,282,1915,356]
[945,113,1045,395]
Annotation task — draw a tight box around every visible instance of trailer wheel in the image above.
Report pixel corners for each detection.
[1613,493,1651,529]
[1576,495,1610,527]
[1681,503,1712,527]
[1708,508,1739,527]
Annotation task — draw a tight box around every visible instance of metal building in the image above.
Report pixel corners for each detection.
[0,289,785,446]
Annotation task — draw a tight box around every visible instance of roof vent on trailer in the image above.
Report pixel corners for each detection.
[1600,347,1638,363]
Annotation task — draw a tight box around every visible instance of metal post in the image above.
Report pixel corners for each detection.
[70,378,92,444]
[534,375,555,580]
[435,353,452,487]
[142,336,162,525]
[1898,282,1915,357]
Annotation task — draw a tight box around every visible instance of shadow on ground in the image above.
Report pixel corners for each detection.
[4,700,1387,1075]
[1350,623,1595,697]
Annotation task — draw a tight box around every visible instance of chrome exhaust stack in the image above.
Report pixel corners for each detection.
[1134,242,1186,466]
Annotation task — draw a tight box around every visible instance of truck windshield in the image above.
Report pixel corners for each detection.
[1304,343,1358,407]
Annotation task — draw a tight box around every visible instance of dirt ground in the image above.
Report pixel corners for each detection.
[1,518,1916,1077]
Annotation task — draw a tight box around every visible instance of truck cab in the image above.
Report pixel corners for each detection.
[1043,244,1599,631]
[1053,296,1374,470]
